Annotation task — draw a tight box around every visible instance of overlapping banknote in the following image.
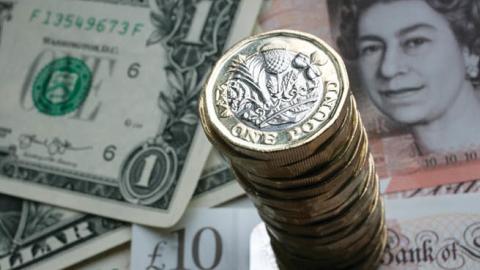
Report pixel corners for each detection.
[68,244,131,270]
[131,194,480,269]
[259,0,480,194]
[0,0,260,227]
[0,0,260,268]
[2,0,480,269]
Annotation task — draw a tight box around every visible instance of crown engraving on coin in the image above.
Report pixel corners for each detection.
[216,42,327,131]
[205,30,348,151]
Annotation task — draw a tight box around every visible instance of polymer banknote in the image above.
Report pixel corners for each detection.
[258,0,480,193]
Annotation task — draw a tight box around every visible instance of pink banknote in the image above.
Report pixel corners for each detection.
[258,0,480,193]
[250,194,480,269]
[386,179,480,199]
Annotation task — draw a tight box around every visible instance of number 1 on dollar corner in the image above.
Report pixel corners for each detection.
[0,0,261,226]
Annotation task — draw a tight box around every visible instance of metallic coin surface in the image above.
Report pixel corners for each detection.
[203,30,350,159]
[231,95,357,178]
[237,125,368,189]
[199,29,386,270]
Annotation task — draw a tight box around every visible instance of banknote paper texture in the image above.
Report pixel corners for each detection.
[191,148,243,207]
[132,195,480,270]
[67,243,130,270]
[0,3,135,270]
[257,0,480,194]
[131,208,261,270]
[386,179,480,200]
[326,0,480,192]
[0,193,131,270]
[250,194,480,270]
[0,0,260,226]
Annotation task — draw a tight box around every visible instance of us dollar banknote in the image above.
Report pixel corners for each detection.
[66,243,130,270]
[0,3,133,270]
[0,192,131,270]
[191,148,243,208]
[0,0,260,226]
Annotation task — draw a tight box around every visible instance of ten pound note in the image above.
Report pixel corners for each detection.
[250,194,480,270]
[131,194,480,270]
[131,208,261,270]
[0,0,260,227]
[258,0,480,194]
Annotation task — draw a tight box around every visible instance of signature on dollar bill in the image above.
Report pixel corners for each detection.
[0,0,259,226]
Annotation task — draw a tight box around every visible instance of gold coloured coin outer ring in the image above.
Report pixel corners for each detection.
[203,29,350,159]
[201,85,350,164]
[235,125,368,190]
[248,158,375,238]
[268,201,386,269]
[269,214,385,270]
[230,96,357,179]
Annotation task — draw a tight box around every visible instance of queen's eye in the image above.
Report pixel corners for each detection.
[403,37,431,52]
[359,43,383,57]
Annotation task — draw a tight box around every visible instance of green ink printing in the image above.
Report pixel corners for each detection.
[29,8,144,37]
[32,57,92,116]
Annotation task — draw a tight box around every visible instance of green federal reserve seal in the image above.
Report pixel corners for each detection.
[32,57,92,116]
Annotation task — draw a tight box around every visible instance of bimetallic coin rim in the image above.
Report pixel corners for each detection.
[254,161,377,226]
[203,29,350,153]
[266,197,383,259]
[254,158,378,237]
[231,95,356,178]
[238,123,368,189]
[255,159,378,229]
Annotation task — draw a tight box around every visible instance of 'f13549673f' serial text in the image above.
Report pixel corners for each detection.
[29,8,144,37]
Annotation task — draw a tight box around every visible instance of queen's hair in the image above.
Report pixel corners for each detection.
[336,0,480,60]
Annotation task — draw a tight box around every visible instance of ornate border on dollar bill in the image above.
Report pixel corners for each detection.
[0,0,240,210]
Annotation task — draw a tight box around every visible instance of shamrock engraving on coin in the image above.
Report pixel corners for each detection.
[199,30,386,269]
[205,30,349,154]
[221,42,325,131]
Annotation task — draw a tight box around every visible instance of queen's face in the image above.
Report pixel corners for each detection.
[357,0,468,125]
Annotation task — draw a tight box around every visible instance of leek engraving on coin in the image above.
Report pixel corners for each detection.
[200,30,386,269]
[32,57,92,116]
[217,43,325,131]
[208,32,347,152]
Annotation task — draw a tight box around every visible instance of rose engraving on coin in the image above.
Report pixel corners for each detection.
[216,43,326,131]
[199,30,386,269]
[205,30,349,153]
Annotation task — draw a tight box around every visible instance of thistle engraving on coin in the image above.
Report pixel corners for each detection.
[205,31,348,153]
[217,43,327,131]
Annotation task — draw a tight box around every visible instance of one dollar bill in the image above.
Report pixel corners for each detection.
[0,0,260,227]
[0,193,130,270]
[0,3,131,270]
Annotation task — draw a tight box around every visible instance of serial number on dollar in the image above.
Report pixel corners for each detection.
[29,9,144,37]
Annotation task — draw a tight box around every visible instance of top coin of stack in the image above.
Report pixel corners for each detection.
[200,30,349,162]
[199,30,386,269]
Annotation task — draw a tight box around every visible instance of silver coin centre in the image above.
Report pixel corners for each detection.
[222,43,325,132]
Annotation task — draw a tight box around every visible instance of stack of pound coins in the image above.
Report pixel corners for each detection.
[198,30,386,270]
